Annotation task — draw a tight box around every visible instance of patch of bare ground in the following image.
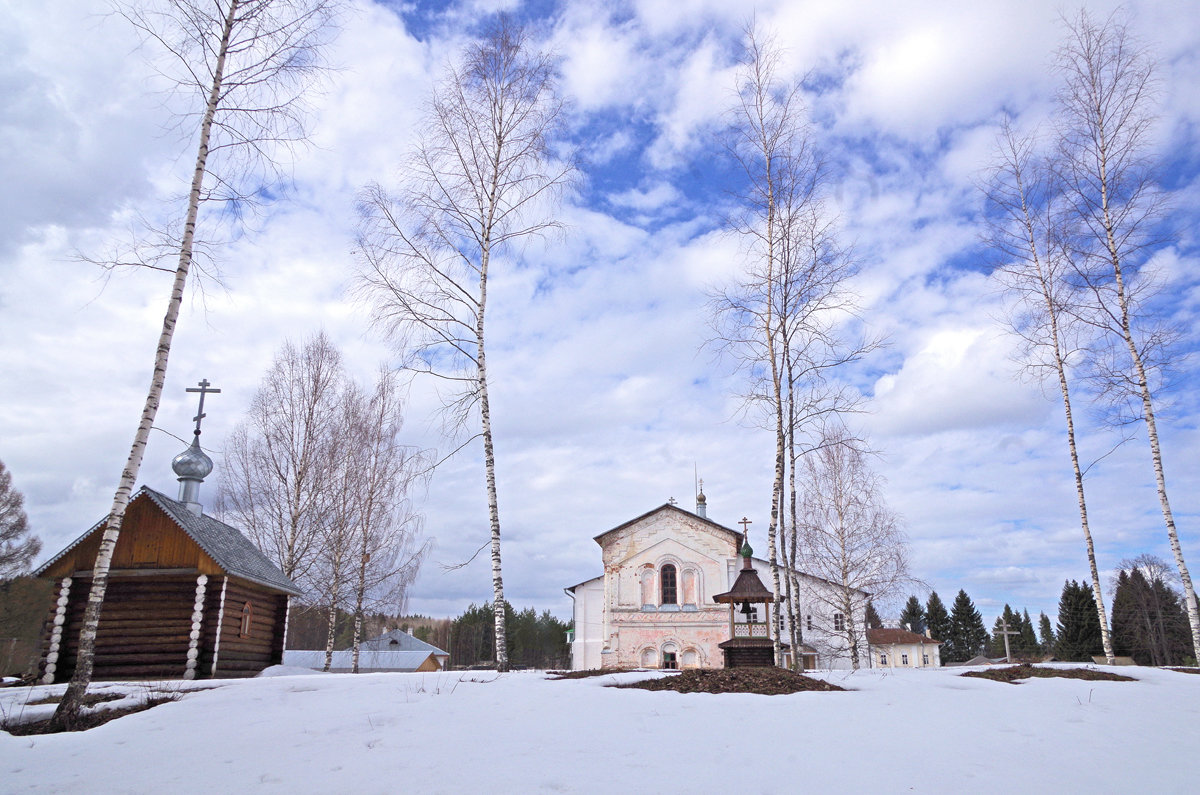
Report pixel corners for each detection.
[612,667,846,695]
[546,668,641,680]
[962,663,1136,684]
[1167,667,1200,675]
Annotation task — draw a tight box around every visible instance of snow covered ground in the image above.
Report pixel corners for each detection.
[2,665,1198,793]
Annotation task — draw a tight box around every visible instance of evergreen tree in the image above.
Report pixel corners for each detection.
[864,601,883,630]
[1111,565,1195,666]
[1055,580,1103,662]
[925,591,952,644]
[899,595,926,634]
[947,590,988,663]
[1038,611,1055,654]
[1019,609,1038,654]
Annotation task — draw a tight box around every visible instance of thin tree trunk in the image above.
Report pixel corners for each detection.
[478,242,508,672]
[1096,143,1200,662]
[50,0,240,731]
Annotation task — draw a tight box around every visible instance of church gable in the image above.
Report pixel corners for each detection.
[597,505,739,611]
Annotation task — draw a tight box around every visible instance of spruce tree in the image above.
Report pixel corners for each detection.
[947,590,988,662]
[899,595,926,634]
[925,591,952,644]
[1038,611,1055,654]
[1055,580,1103,662]
[864,601,883,630]
[1019,609,1038,654]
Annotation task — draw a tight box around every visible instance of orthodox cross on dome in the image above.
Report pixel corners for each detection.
[738,516,752,534]
[185,379,221,436]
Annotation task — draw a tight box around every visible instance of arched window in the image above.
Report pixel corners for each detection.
[660,564,677,605]
[661,642,679,670]
[240,601,253,638]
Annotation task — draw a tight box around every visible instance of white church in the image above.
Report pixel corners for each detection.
[565,490,868,671]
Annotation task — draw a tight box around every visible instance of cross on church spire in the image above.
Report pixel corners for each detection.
[185,379,221,436]
[738,516,752,534]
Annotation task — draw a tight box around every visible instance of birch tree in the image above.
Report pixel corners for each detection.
[220,332,345,587]
[798,427,908,669]
[713,27,873,666]
[345,372,430,674]
[1053,9,1200,661]
[983,119,1115,664]
[355,19,571,671]
[52,0,335,730]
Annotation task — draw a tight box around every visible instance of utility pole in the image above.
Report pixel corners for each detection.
[996,618,1019,663]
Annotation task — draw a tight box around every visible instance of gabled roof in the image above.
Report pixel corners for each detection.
[867,628,942,646]
[593,503,742,549]
[359,630,448,656]
[282,649,440,672]
[36,486,303,596]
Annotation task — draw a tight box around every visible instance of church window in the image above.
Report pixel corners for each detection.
[240,601,253,637]
[661,642,679,670]
[833,612,845,632]
[806,614,813,631]
[901,653,909,666]
[879,653,887,665]
[923,654,930,665]
[660,564,677,605]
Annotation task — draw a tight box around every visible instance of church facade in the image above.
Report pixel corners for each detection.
[566,496,867,671]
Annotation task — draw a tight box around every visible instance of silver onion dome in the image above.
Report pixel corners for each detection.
[172,436,214,480]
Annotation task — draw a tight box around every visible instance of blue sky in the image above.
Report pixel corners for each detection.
[2,0,1199,627]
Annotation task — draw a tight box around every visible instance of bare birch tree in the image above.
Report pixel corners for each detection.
[355,18,571,671]
[52,0,336,730]
[798,427,908,669]
[1053,10,1200,661]
[345,371,430,674]
[713,26,874,667]
[220,331,345,587]
[983,119,1115,664]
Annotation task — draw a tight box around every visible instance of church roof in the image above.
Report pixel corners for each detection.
[36,486,303,596]
[592,503,742,547]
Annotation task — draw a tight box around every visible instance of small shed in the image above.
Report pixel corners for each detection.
[35,485,302,683]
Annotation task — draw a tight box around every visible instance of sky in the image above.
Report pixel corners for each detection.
[2,0,1199,626]
[3,665,1199,791]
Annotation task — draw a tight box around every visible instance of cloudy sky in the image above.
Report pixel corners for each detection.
[3,0,1199,627]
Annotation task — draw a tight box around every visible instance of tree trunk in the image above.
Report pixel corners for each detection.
[50,0,240,732]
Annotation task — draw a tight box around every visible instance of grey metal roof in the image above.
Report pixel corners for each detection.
[141,487,303,595]
[35,486,302,596]
[282,649,440,672]
[359,629,448,656]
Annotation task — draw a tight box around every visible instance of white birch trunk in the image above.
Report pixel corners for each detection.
[51,0,240,730]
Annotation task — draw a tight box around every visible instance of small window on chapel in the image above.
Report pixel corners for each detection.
[902,654,909,666]
[660,564,677,605]
[806,614,813,631]
[879,653,887,665]
[240,601,253,637]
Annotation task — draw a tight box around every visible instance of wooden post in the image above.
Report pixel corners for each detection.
[210,576,227,677]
